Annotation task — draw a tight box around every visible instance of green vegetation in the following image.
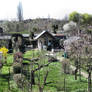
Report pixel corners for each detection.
[69,11,92,25]
[69,11,80,23]
[0,50,88,92]
[6,31,29,34]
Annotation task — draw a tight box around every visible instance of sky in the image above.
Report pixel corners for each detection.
[0,0,92,20]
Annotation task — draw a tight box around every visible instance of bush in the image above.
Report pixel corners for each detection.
[62,59,70,74]
[13,62,22,74]
[13,52,23,63]
[13,74,30,89]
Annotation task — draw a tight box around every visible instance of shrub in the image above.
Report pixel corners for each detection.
[13,52,23,63]
[13,62,22,74]
[13,74,29,89]
[62,59,70,74]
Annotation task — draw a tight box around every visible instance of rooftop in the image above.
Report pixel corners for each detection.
[34,30,54,40]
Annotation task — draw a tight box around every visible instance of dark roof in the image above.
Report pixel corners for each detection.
[53,34,66,39]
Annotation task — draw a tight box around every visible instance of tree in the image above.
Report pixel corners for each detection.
[52,24,58,34]
[33,27,38,32]
[0,27,3,34]
[64,36,83,80]
[69,11,92,25]
[82,13,92,25]
[17,2,23,22]
[30,31,34,40]
[16,23,19,32]
[62,58,70,74]
[63,21,78,36]
[83,35,92,92]
[69,11,80,23]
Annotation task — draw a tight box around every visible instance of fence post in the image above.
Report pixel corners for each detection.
[0,51,3,63]
[8,67,10,90]
[64,78,66,92]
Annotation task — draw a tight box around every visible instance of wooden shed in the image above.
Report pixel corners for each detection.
[34,30,55,50]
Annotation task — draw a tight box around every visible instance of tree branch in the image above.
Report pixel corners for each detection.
[23,58,39,62]
[43,71,49,85]
[33,62,51,72]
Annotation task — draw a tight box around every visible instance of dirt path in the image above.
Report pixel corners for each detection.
[57,56,91,79]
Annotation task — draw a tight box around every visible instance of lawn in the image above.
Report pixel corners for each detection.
[0,50,88,92]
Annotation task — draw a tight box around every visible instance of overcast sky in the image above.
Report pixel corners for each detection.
[0,0,92,20]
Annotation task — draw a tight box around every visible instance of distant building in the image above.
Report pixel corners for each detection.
[0,30,66,52]
[0,33,30,53]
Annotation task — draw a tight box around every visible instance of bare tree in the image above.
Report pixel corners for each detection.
[52,24,58,34]
[64,36,84,80]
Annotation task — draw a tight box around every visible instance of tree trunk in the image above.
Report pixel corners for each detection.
[39,87,43,92]
[64,78,66,92]
[8,68,10,90]
[75,60,78,80]
[79,60,81,81]
[88,70,91,92]
[75,68,78,80]
[64,64,66,74]
[79,66,81,81]
[31,71,35,85]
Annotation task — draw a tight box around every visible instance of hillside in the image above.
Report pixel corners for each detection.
[0,18,68,34]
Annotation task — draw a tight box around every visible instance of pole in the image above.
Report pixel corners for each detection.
[64,78,66,92]
[88,65,91,92]
[8,68,10,90]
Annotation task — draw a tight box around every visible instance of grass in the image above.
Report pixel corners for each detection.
[6,31,29,34]
[0,50,88,92]
[45,62,87,92]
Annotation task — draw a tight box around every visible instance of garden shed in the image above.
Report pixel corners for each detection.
[34,30,55,50]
